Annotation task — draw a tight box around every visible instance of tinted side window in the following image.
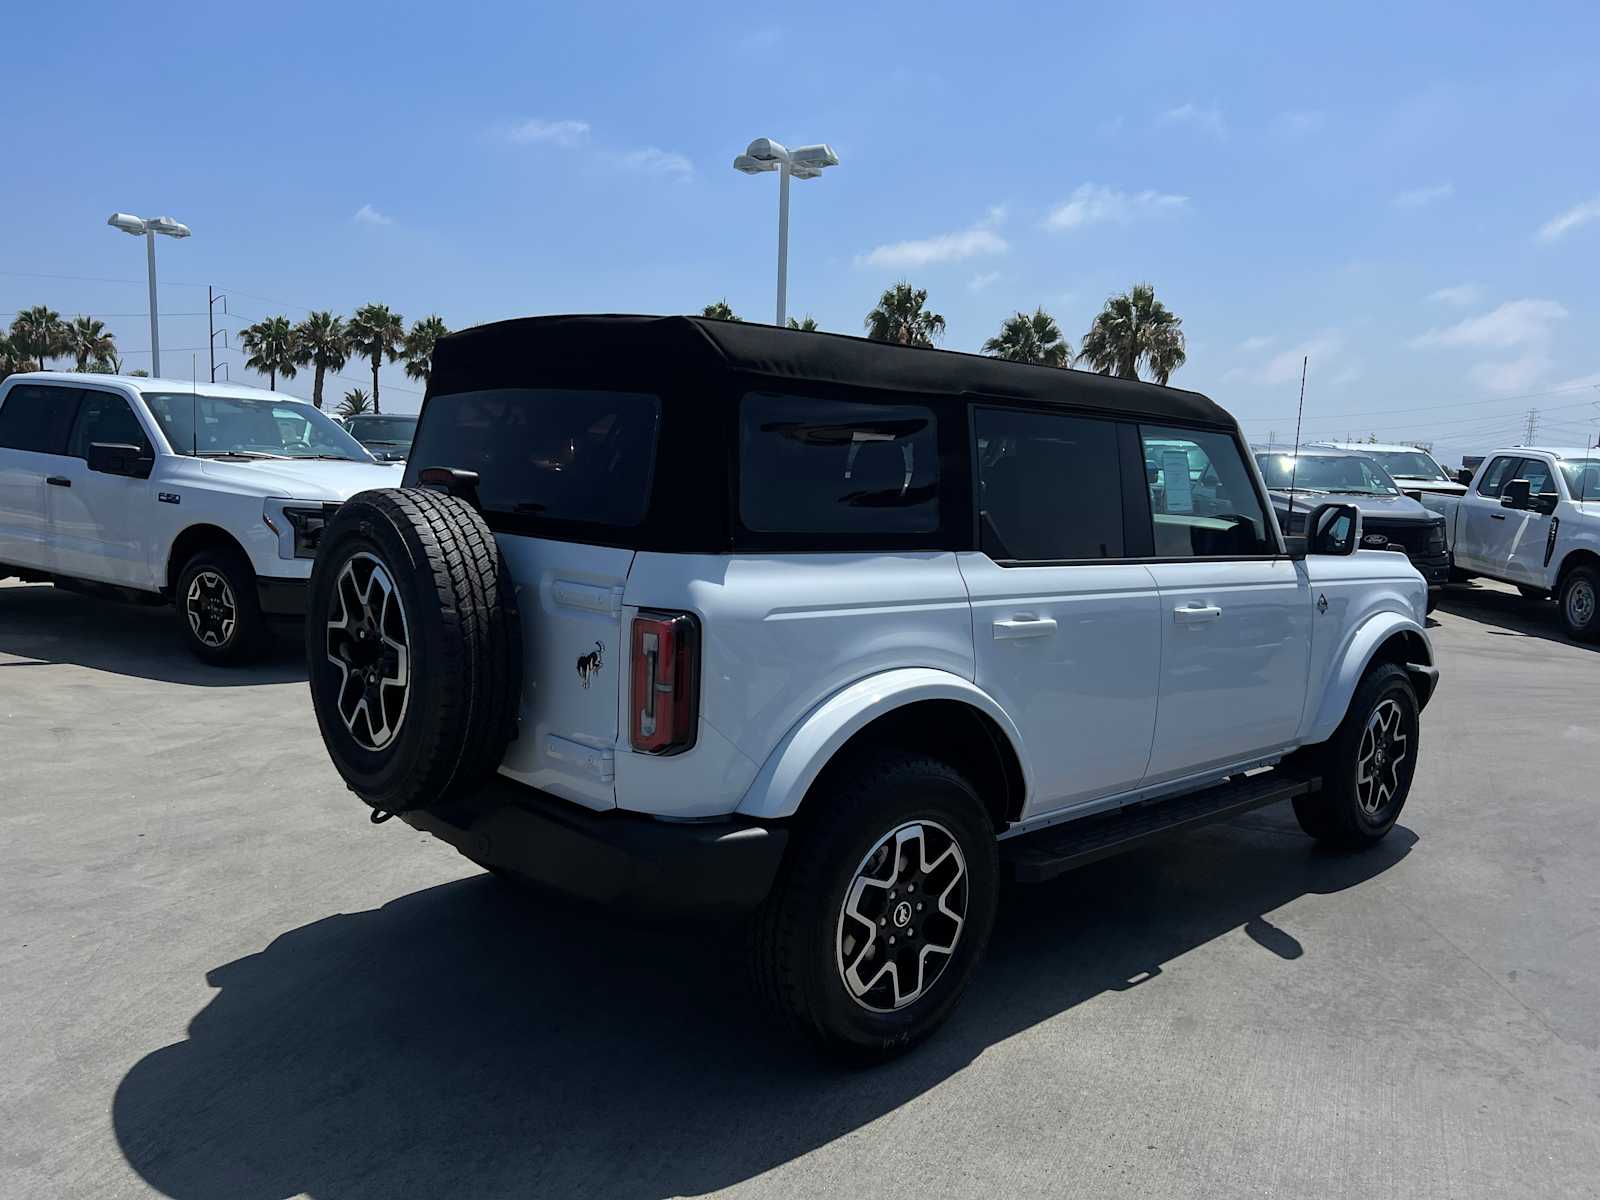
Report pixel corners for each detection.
[1513,457,1554,495]
[1476,456,1517,497]
[1140,425,1274,556]
[0,385,82,454]
[976,408,1123,561]
[739,392,938,533]
[69,391,152,459]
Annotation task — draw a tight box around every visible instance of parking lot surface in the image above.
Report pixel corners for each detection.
[3,577,1597,1199]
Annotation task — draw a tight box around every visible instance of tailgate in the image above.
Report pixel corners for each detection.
[495,535,634,810]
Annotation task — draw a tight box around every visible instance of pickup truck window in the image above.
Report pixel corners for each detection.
[1476,456,1518,498]
[68,391,152,459]
[1141,426,1273,557]
[975,407,1123,561]
[1512,457,1554,496]
[1558,458,1600,501]
[1256,453,1397,495]
[1365,449,1451,482]
[0,384,81,454]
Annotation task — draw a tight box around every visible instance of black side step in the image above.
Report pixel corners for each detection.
[1001,768,1321,883]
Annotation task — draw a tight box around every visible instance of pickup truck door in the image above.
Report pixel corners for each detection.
[1459,455,1520,574]
[1503,457,1558,585]
[46,389,157,588]
[0,384,82,572]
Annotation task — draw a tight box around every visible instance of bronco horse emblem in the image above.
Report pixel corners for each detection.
[576,641,604,688]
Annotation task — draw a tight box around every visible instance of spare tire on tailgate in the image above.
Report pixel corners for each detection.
[306,488,521,813]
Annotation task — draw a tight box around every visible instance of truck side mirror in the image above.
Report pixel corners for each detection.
[1501,479,1531,510]
[87,441,154,479]
[1530,492,1559,516]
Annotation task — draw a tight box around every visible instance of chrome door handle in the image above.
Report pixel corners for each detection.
[1173,603,1223,624]
[993,616,1057,640]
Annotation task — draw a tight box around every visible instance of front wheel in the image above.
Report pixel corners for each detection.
[751,753,998,1061]
[176,548,267,665]
[1559,565,1600,642]
[1292,662,1419,848]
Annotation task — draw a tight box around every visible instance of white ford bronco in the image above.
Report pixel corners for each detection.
[0,372,400,662]
[305,316,1438,1058]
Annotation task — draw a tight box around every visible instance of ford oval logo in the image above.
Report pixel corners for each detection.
[1362,533,1389,547]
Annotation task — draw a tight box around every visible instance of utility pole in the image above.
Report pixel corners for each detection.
[1523,407,1540,444]
[208,287,228,383]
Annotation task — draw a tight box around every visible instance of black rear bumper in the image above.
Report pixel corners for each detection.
[400,777,789,914]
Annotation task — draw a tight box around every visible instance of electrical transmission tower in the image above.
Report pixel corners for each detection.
[1523,407,1540,443]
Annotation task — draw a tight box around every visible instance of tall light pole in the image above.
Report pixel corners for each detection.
[733,139,839,325]
[107,213,191,377]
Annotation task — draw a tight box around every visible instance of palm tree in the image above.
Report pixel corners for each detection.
[403,315,449,386]
[1077,283,1187,385]
[982,308,1072,366]
[701,300,740,321]
[292,311,350,409]
[63,316,118,372]
[238,316,299,390]
[0,331,26,381]
[9,305,68,372]
[864,283,945,347]
[337,387,373,418]
[346,303,405,413]
[786,315,819,331]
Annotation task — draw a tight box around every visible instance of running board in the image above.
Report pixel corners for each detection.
[1002,768,1321,883]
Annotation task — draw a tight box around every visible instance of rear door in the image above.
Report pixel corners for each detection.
[47,388,158,587]
[402,385,662,810]
[0,384,82,571]
[960,407,1162,817]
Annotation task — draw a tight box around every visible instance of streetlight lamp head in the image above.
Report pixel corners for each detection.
[744,137,789,163]
[148,217,191,238]
[108,212,148,235]
[733,154,778,175]
[789,166,823,181]
[787,143,839,170]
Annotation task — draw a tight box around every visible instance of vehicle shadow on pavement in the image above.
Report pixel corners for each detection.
[112,806,1414,1200]
[1433,583,1596,653]
[0,583,307,685]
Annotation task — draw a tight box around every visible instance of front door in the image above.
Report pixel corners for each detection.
[1503,457,1558,585]
[1138,425,1312,781]
[1460,454,1520,575]
[961,406,1161,818]
[46,389,156,587]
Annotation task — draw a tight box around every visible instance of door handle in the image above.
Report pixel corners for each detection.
[992,616,1057,640]
[46,476,71,488]
[1173,603,1223,624]
[1489,513,1506,521]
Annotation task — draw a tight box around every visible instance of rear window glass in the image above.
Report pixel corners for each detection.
[0,384,82,454]
[409,388,660,527]
[739,392,939,534]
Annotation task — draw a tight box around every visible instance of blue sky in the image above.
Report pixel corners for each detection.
[3,0,1597,461]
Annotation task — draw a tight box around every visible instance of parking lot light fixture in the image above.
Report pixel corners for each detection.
[731,138,839,326]
[107,212,192,378]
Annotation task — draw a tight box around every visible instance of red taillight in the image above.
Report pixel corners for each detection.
[630,610,700,755]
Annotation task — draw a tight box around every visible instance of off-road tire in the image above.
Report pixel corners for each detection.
[751,752,999,1061]
[1291,662,1419,849]
[1558,565,1600,642]
[176,547,268,666]
[306,488,520,814]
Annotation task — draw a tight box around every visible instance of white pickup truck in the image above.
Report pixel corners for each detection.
[1422,446,1600,640]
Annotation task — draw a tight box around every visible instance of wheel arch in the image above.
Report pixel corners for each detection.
[1555,547,1600,592]
[1304,613,1434,745]
[165,524,254,597]
[735,668,1031,829]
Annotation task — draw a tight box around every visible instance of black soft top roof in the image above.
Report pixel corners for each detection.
[429,314,1234,430]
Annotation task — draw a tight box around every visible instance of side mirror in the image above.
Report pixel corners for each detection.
[1501,479,1531,510]
[87,441,153,479]
[1530,492,1560,516]
[1457,469,1475,485]
[1308,501,1361,556]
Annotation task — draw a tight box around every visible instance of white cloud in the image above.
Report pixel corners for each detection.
[1043,183,1189,232]
[353,204,393,226]
[1223,332,1344,386]
[859,209,1009,269]
[1469,353,1552,393]
[1393,182,1454,208]
[1158,103,1225,137]
[615,146,694,178]
[1411,299,1567,350]
[505,118,591,147]
[1274,109,1325,137]
[1537,196,1600,243]
[968,271,1002,292]
[1428,283,1483,307]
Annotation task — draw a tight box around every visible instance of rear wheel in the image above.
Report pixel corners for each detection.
[751,753,998,1061]
[1292,662,1419,848]
[1559,565,1600,642]
[176,548,267,665]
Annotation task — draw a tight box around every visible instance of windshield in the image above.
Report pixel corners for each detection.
[1256,453,1399,495]
[1365,449,1451,482]
[346,415,418,445]
[143,392,372,461]
[1559,459,1600,501]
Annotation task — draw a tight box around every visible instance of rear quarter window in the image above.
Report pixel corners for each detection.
[406,388,660,527]
[0,385,82,454]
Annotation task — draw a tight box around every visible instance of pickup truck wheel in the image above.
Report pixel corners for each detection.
[1559,566,1599,641]
[751,753,998,1061]
[1291,662,1419,849]
[176,548,267,665]
[306,488,521,814]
